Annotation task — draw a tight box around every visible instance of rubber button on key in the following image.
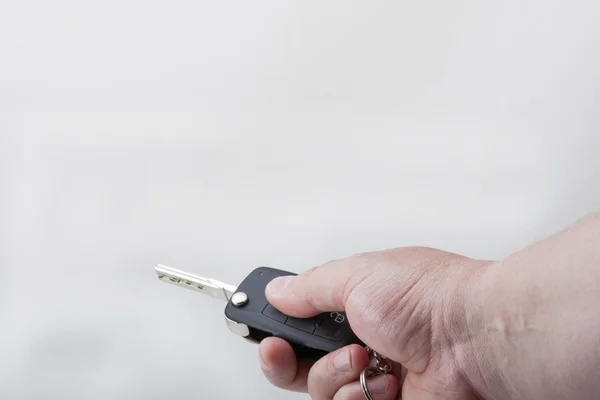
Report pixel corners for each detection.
[262,304,288,323]
[314,312,346,341]
[285,316,317,333]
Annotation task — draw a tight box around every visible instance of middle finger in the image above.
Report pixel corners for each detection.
[307,345,371,400]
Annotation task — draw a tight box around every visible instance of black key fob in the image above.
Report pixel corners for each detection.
[224,267,362,360]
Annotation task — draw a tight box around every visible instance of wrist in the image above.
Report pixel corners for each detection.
[443,260,513,400]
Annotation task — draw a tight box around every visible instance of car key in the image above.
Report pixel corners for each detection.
[155,264,362,360]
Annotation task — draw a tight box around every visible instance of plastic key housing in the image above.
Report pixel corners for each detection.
[224,267,362,360]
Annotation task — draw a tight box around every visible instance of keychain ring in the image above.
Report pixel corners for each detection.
[361,347,394,400]
[360,366,383,400]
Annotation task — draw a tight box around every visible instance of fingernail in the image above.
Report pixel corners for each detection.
[368,375,391,394]
[333,349,351,372]
[266,276,293,296]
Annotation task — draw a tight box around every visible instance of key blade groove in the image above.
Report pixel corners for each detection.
[155,264,236,301]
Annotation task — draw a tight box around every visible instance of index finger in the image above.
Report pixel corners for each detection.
[265,256,371,318]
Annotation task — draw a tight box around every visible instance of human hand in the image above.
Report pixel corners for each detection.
[258,247,489,399]
[257,213,600,400]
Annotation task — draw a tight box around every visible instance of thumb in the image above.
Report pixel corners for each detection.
[265,247,481,372]
[265,247,466,317]
[265,255,368,318]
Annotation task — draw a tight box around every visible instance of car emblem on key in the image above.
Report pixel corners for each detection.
[155,264,362,360]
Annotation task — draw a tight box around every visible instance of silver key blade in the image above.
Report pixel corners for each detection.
[155,264,237,301]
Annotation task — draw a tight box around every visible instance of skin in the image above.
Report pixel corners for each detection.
[257,211,600,399]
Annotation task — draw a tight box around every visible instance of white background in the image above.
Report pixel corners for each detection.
[1,1,599,399]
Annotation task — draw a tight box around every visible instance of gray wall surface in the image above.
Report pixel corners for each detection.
[1,1,599,399]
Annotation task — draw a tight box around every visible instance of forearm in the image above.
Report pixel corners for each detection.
[462,212,600,399]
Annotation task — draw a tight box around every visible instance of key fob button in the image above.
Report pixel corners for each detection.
[285,316,317,333]
[225,267,362,357]
[262,303,288,323]
[314,312,347,341]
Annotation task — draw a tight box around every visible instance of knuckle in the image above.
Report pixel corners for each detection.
[348,250,377,265]
[302,265,320,280]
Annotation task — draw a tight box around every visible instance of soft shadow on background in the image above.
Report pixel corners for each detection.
[1,1,599,399]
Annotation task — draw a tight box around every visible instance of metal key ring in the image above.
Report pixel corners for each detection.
[361,347,394,400]
[360,366,383,400]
